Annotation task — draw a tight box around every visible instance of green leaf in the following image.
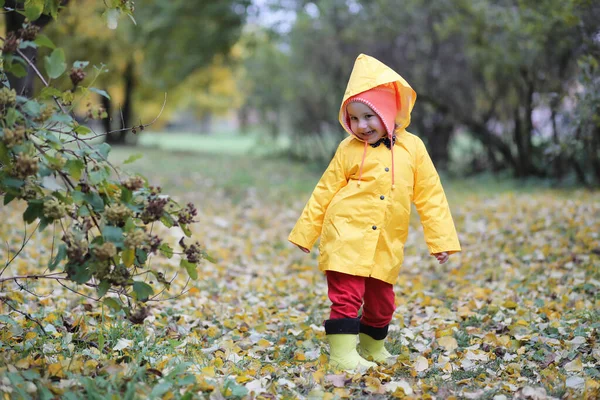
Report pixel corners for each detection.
[69,263,92,284]
[3,194,16,206]
[160,214,174,228]
[89,87,111,99]
[150,382,172,399]
[0,142,10,164]
[44,0,59,19]
[65,159,85,181]
[22,100,41,118]
[180,259,198,280]
[97,281,110,298]
[34,34,56,49]
[73,60,89,69]
[47,112,73,125]
[8,62,27,78]
[19,40,37,49]
[3,178,25,189]
[5,107,21,126]
[132,281,154,302]
[120,187,132,203]
[74,125,92,135]
[202,251,217,264]
[89,168,109,185]
[180,224,191,237]
[159,243,174,259]
[23,201,43,224]
[0,1,5,9]
[0,315,18,326]
[44,48,66,79]
[122,248,135,267]
[102,226,123,246]
[92,142,111,160]
[38,216,50,232]
[135,248,148,264]
[24,0,44,21]
[49,244,67,271]
[84,192,104,211]
[123,153,143,164]
[104,298,122,312]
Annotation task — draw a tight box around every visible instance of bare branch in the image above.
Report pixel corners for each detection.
[0,272,66,284]
[56,280,100,302]
[1,297,48,335]
[0,221,40,279]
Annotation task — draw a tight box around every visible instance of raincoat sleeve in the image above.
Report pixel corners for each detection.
[413,138,461,255]
[288,144,348,250]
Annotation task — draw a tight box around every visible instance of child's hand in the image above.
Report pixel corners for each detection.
[433,252,449,264]
[297,245,310,253]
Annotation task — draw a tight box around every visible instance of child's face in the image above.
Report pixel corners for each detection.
[346,102,387,144]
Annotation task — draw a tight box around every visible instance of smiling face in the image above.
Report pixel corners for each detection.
[346,101,387,144]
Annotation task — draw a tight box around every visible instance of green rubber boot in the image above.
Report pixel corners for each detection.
[327,334,377,372]
[358,333,392,363]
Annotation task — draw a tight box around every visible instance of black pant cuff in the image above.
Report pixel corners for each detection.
[359,323,389,340]
[324,318,360,335]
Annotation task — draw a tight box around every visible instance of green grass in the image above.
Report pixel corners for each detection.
[136,130,291,156]
[110,130,590,203]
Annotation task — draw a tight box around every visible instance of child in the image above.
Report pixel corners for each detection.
[288,54,461,372]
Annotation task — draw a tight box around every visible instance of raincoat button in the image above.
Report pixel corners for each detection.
[372,225,377,230]
[380,195,385,200]
[385,167,389,172]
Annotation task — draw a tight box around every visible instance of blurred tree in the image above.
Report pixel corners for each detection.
[3,0,67,97]
[239,27,291,137]
[250,0,599,183]
[32,0,251,144]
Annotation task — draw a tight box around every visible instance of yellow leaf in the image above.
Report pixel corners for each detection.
[25,332,37,340]
[503,300,518,309]
[48,363,64,378]
[15,358,30,369]
[256,339,271,348]
[206,327,220,337]
[201,366,215,377]
[43,313,58,324]
[236,375,253,384]
[435,328,454,338]
[223,319,236,329]
[295,352,306,361]
[438,336,458,352]
[457,306,475,318]
[196,377,215,392]
[122,248,135,267]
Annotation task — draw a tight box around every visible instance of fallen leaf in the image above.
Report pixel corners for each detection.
[413,356,429,372]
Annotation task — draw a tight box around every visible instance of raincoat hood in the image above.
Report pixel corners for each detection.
[339,54,417,136]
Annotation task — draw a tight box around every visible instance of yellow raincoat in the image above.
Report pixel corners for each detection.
[288,54,460,284]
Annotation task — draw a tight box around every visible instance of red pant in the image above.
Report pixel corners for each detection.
[326,271,395,328]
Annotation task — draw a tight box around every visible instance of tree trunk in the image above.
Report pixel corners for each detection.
[4,2,55,97]
[200,112,212,134]
[238,106,249,134]
[524,82,535,175]
[105,60,134,145]
[101,95,112,133]
[513,107,526,178]
[591,123,600,184]
[550,102,564,179]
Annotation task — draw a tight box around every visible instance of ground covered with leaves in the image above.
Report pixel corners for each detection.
[1,149,599,399]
